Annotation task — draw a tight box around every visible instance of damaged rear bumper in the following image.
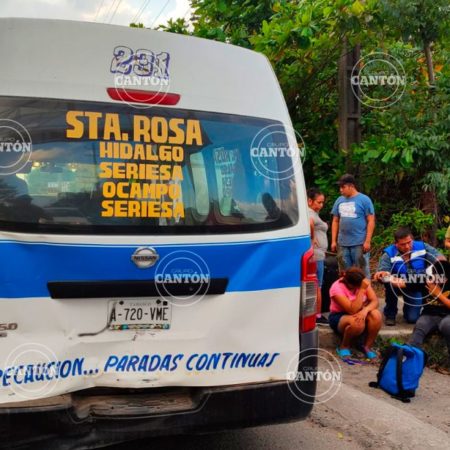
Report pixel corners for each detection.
[1,330,318,449]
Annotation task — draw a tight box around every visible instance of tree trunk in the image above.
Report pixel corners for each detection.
[420,190,438,245]
[424,41,435,86]
[338,41,361,173]
[420,41,437,245]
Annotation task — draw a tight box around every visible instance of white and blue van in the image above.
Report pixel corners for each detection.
[0,18,318,448]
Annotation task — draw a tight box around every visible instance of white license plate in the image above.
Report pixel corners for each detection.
[109,299,172,330]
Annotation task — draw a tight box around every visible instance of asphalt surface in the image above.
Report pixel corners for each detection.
[107,359,450,450]
[111,418,363,450]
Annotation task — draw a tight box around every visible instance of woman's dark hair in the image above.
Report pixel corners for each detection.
[342,267,365,288]
[307,187,323,200]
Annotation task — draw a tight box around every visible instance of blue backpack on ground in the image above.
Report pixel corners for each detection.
[369,344,427,403]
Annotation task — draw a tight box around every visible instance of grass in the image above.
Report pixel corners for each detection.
[375,334,450,371]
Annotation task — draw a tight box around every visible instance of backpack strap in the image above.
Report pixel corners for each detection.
[393,347,411,403]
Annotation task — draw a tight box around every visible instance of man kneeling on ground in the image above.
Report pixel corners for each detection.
[373,227,445,325]
[329,267,382,359]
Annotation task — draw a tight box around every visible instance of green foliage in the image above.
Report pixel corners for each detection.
[436,228,447,242]
[425,336,450,369]
[375,336,406,356]
[154,0,450,229]
[351,44,450,207]
[189,0,275,47]
[380,0,450,45]
[372,209,435,254]
[244,0,381,194]
[437,222,450,258]
[375,335,450,370]
[391,209,435,235]
[158,18,190,34]
[159,1,384,208]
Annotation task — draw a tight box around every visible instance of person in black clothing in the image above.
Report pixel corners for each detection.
[409,261,450,357]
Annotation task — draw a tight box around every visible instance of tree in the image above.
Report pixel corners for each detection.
[158,18,190,34]
[352,1,450,240]
[177,1,380,195]
[380,0,450,86]
[155,0,449,233]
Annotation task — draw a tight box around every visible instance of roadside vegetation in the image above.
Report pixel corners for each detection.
[143,0,450,254]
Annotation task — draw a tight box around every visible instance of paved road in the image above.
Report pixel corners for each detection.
[107,362,449,450]
[111,417,362,450]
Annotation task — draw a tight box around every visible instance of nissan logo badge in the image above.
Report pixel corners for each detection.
[131,247,159,269]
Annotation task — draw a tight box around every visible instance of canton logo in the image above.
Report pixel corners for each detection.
[110,46,171,109]
[131,247,159,269]
[350,52,406,109]
[0,119,33,175]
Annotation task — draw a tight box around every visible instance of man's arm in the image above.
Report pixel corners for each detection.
[424,242,446,262]
[373,253,391,281]
[426,283,450,309]
[362,196,375,253]
[363,214,375,253]
[331,216,339,253]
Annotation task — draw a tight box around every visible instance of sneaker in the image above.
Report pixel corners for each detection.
[316,316,329,326]
[385,317,396,326]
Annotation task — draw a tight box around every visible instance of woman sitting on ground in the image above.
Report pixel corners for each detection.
[329,267,382,359]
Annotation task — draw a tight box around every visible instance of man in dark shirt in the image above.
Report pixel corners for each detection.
[409,261,450,358]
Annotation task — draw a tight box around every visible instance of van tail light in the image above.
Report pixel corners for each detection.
[107,88,181,105]
[300,247,318,333]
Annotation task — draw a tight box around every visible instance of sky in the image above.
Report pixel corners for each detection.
[0,0,192,28]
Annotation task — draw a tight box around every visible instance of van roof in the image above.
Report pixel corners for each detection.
[0,18,290,121]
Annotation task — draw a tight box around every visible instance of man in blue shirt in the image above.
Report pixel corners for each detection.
[374,227,445,325]
[331,174,375,279]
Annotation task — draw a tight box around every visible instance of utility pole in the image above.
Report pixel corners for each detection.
[338,43,361,172]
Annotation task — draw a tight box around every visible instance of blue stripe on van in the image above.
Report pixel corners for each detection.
[0,236,310,298]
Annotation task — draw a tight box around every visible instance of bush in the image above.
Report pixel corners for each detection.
[372,209,435,256]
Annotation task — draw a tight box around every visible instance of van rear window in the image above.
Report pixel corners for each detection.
[0,97,299,234]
